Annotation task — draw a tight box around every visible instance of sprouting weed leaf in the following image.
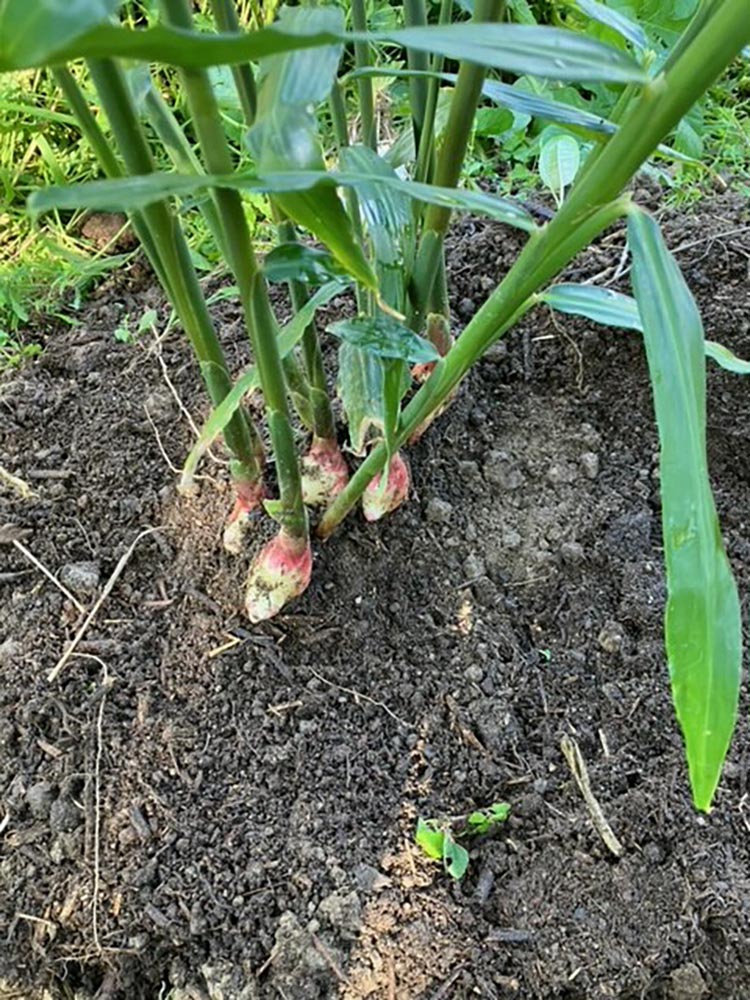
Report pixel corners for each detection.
[466,802,511,835]
[137,308,158,334]
[328,315,439,365]
[415,818,445,861]
[442,831,470,880]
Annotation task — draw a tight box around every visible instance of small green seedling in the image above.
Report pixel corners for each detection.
[416,801,511,879]
[114,307,158,344]
[0,331,42,369]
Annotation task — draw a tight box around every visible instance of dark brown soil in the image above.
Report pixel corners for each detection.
[1,193,750,1000]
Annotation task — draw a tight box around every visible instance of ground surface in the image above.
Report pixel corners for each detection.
[1,193,750,1000]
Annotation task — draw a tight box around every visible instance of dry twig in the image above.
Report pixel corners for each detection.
[561,734,624,858]
[48,527,165,682]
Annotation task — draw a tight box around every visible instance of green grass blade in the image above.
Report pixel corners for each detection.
[542,283,750,375]
[628,210,742,812]
[29,169,537,233]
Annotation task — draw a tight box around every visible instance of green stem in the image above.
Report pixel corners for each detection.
[210,0,258,124]
[351,0,376,150]
[203,4,316,432]
[414,0,453,186]
[279,221,336,442]
[403,0,431,158]
[52,67,174,300]
[140,84,228,258]
[158,0,307,538]
[320,0,750,536]
[409,0,505,328]
[85,58,264,489]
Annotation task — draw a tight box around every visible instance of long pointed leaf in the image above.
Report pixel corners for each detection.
[541,283,750,375]
[249,10,376,292]
[29,169,537,233]
[628,210,741,812]
[2,21,647,86]
[351,67,617,136]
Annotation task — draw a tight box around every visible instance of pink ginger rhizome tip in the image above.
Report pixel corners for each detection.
[362,451,410,522]
[301,437,349,506]
[245,528,312,622]
[223,480,267,555]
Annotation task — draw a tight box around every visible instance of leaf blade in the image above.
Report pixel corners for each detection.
[29,169,537,233]
[628,210,741,812]
[576,0,648,52]
[4,20,647,86]
[327,315,439,365]
[541,283,750,375]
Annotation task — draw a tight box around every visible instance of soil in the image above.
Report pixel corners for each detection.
[1,192,750,1000]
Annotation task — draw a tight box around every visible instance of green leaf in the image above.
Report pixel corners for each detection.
[0,18,344,73]
[339,146,413,268]
[576,0,648,52]
[256,5,344,107]
[466,801,511,834]
[354,67,617,136]
[249,34,377,293]
[29,170,537,233]
[0,0,121,70]
[541,283,643,328]
[179,281,345,490]
[475,106,515,138]
[442,831,470,879]
[704,340,750,375]
[3,19,648,86]
[337,343,388,455]
[415,818,445,861]
[541,283,750,374]
[376,23,647,84]
[382,359,407,462]
[628,210,741,812]
[328,315,439,365]
[262,243,344,285]
[539,134,581,200]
